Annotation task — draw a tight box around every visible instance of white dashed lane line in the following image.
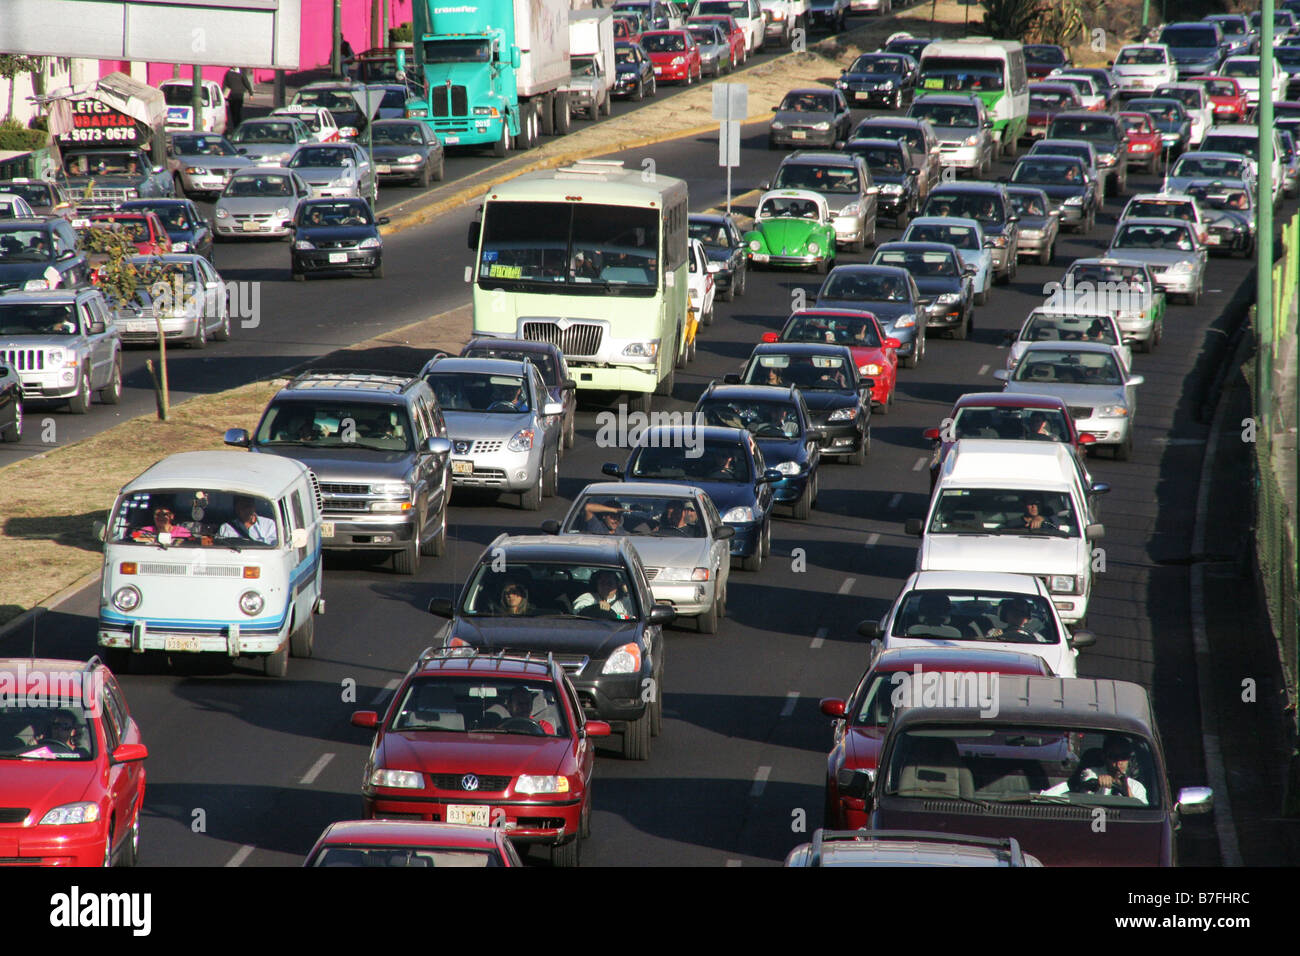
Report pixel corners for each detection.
[300,753,335,786]
[725,858,743,867]
[912,457,927,471]
[810,626,827,649]
[865,532,880,547]
[978,364,990,376]
[225,845,255,868]
[780,692,799,717]
[750,766,771,797]
[887,493,902,509]
[370,678,399,707]
[837,577,856,595]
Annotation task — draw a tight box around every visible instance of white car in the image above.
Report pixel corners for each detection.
[1200,124,1285,207]
[159,78,227,134]
[1111,44,1177,97]
[1052,71,1107,111]
[868,570,1096,678]
[0,193,37,219]
[1219,55,1287,108]
[907,438,1106,625]
[272,105,343,143]
[690,0,764,54]
[687,237,716,331]
[1119,192,1209,245]
[1007,306,1132,373]
[1153,82,1212,146]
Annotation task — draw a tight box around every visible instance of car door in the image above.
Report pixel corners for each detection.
[352,143,375,200]
[833,91,851,140]
[749,434,774,518]
[80,296,112,388]
[187,200,214,258]
[698,491,729,587]
[857,157,878,225]
[561,673,595,784]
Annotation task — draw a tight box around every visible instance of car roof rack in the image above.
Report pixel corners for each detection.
[808,829,1025,866]
[417,645,557,673]
[286,369,418,393]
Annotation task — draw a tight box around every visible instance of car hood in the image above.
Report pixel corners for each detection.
[178,154,252,172]
[774,109,836,125]
[911,274,963,296]
[61,174,147,188]
[0,759,95,814]
[1104,247,1193,267]
[253,445,414,482]
[443,410,533,441]
[448,615,644,658]
[216,196,296,213]
[1014,214,1053,230]
[1168,47,1219,63]
[624,535,713,568]
[616,62,644,75]
[289,165,351,183]
[932,126,982,143]
[753,219,822,252]
[296,224,380,244]
[234,144,296,161]
[816,298,914,324]
[1004,379,1128,406]
[702,246,735,264]
[370,144,431,161]
[842,71,905,84]
[1026,182,1090,202]
[753,435,806,464]
[625,474,756,514]
[799,390,859,412]
[0,332,81,349]
[921,533,1085,575]
[378,731,571,778]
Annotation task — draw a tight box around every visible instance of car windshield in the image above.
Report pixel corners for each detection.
[642,33,686,52]
[1013,348,1123,386]
[1012,159,1085,185]
[289,147,351,168]
[172,134,237,157]
[162,83,212,106]
[0,182,54,206]
[294,89,360,112]
[1128,100,1183,123]
[689,219,732,248]
[129,204,192,230]
[951,404,1073,443]
[745,352,852,391]
[773,164,860,195]
[107,488,280,548]
[1172,155,1245,178]
[698,398,803,438]
[1187,184,1250,210]
[1222,59,1260,77]
[1025,46,1067,65]
[1208,17,1246,36]
[1033,143,1090,164]
[688,27,718,44]
[758,196,821,219]
[630,437,751,481]
[694,0,749,15]
[311,846,503,867]
[821,269,907,301]
[426,371,529,413]
[908,100,978,128]
[0,199,29,219]
[917,57,1005,92]
[462,562,640,620]
[0,302,78,334]
[780,92,835,112]
[928,487,1079,538]
[856,123,923,152]
[91,216,151,243]
[1116,47,1167,65]
[0,702,97,761]
[616,47,638,64]
[1118,114,1153,133]
[849,145,905,173]
[883,728,1160,808]
[1159,27,1218,48]
[785,312,882,347]
[1030,91,1072,109]
[1049,117,1118,140]
[255,400,414,451]
[1023,313,1119,346]
[572,56,598,76]
[62,152,144,177]
[391,677,570,737]
[278,110,323,133]
[224,174,292,197]
[296,200,373,227]
[1065,263,1152,289]
[1275,47,1300,66]
[1201,135,1258,160]
[1201,79,1237,97]
[372,123,425,146]
[232,122,297,144]
[851,56,905,74]
[129,258,200,292]
[1113,222,1194,250]
[565,493,705,537]
[1125,200,1193,221]
[907,223,978,249]
[874,248,958,276]
[924,192,1004,223]
[1008,191,1048,217]
[0,229,55,263]
[892,589,1062,643]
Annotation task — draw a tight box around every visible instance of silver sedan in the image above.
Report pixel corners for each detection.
[1105,217,1208,305]
[214,167,312,239]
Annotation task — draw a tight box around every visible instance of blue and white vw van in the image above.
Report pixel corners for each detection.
[97,451,324,677]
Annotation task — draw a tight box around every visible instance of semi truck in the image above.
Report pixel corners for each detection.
[399,0,583,156]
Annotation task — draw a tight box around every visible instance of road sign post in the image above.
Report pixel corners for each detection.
[713,83,748,217]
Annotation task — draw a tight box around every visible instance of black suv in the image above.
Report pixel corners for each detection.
[844,138,923,227]
[225,370,453,575]
[428,533,673,760]
[920,183,1020,284]
[1046,112,1128,196]
[0,217,90,294]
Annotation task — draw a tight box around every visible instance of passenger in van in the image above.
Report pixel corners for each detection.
[131,506,194,542]
[218,495,278,544]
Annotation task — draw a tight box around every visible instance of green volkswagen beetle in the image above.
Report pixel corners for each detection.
[743,189,838,273]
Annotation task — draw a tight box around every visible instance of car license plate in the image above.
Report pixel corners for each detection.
[164,635,201,652]
[444,135,459,144]
[328,252,348,263]
[242,220,261,232]
[126,321,152,332]
[856,92,871,101]
[447,804,490,826]
[792,130,807,139]
[1206,234,1220,244]
[653,67,662,74]
[452,459,474,475]
[320,521,335,538]
[375,163,392,174]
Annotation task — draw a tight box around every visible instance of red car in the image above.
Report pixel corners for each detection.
[688,14,746,67]
[1117,111,1165,174]
[0,657,148,866]
[613,16,641,46]
[352,649,610,867]
[304,820,522,867]
[640,29,702,84]
[88,211,173,256]
[820,646,1052,830]
[921,392,1096,491]
[1025,83,1083,142]
[762,308,900,413]
[1187,75,1249,123]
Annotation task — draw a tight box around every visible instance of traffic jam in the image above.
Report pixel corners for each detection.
[1,0,1289,870]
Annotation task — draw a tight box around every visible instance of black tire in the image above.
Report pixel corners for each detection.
[565,415,576,450]
[99,357,123,404]
[740,533,764,572]
[212,310,231,341]
[521,468,543,511]
[420,503,447,556]
[432,157,445,182]
[493,123,508,157]
[67,370,91,414]
[371,262,384,279]
[634,78,645,102]
[719,277,734,303]
[1,397,21,442]
[121,811,140,868]
[735,264,747,297]
[697,588,721,633]
[792,482,812,519]
[556,93,572,134]
[542,447,559,497]
[393,534,420,575]
[649,76,657,97]
[655,349,676,396]
[290,612,314,658]
[263,640,289,677]
[418,162,431,189]
[189,316,207,349]
[952,310,969,340]
[622,709,651,760]
[851,429,869,465]
[292,268,305,281]
[1114,432,1133,461]
[551,836,581,867]
[630,390,652,415]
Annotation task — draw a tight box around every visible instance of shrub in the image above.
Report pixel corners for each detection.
[0,118,47,152]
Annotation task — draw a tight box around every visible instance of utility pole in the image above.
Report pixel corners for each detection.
[191,63,202,132]
[333,0,343,78]
[1259,0,1276,425]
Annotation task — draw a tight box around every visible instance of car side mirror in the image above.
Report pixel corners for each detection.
[1127,374,1144,386]
[601,462,623,478]
[237,147,248,154]
[905,517,923,535]
[562,379,577,391]
[540,519,561,534]
[110,743,149,764]
[1069,629,1097,648]
[1176,786,1214,815]
[583,720,612,737]
[761,468,782,484]
[350,711,379,729]
[543,401,564,417]
[857,619,881,639]
[1085,522,1105,541]
[883,337,902,349]
[1077,433,1097,445]
[89,321,105,334]
[820,697,846,717]
[723,372,741,384]
[963,263,977,275]
[992,369,1010,381]
[983,120,993,128]
[224,427,251,447]
[427,597,455,617]
[424,436,452,457]
[772,106,779,112]
[92,519,107,543]
[58,249,76,261]
[716,524,736,540]
[866,185,880,195]
[648,604,676,625]
[467,220,481,251]
[760,180,770,190]
[923,427,940,441]
[1091,481,1111,495]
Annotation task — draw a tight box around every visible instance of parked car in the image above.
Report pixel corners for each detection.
[1005,187,1060,266]
[369,118,445,187]
[769,88,853,150]
[760,308,900,412]
[304,820,522,867]
[835,52,918,110]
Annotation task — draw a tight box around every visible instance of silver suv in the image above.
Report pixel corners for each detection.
[225,370,453,575]
[421,355,565,511]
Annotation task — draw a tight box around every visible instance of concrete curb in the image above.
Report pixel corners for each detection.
[0,568,102,645]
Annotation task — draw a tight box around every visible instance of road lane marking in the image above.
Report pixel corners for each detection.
[725,858,743,866]
[780,692,799,717]
[865,532,880,547]
[463,266,472,282]
[225,845,255,868]
[978,364,990,376]
[300,753,335,786]
[810,626,827,648]
[838,577,855,595]
[887,493,902,509]
[750,765,771,797]
[912,457,927,471]
[370,678,399,707]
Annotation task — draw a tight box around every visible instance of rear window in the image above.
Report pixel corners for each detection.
[1158,26,1218,48]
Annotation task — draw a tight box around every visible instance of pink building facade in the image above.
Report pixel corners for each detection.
[99,0,414,86]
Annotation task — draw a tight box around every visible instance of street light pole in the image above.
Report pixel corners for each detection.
[191,63,202,132]
[1259,0,1275,409]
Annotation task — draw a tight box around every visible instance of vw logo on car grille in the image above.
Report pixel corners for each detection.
[454,440,471,454]
[461,773,479,791]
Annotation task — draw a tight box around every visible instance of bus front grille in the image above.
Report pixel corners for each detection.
[522,321,603,357]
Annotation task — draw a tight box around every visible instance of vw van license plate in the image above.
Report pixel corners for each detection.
[328,252,348,263]
[164,635,201,653]
[452,459,474,475]
[447,805,490,826]
[320,522,335,538]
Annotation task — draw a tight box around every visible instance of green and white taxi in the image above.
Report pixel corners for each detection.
[743,189,839,273]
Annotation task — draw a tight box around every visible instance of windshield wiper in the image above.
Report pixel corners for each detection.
[887,792,995,810]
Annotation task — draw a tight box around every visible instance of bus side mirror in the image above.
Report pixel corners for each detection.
[467,220,480,251]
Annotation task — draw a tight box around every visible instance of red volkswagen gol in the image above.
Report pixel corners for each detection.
[640,29,703,84]
[304,820,522,866]
[1118,111,1166,174]
[819,646,1051,830]
[1187,75,1249,123]
[352,649,610,867]
[88,211,173,256]
[0,657,148,866]
[688,15,747,67]
[764,308,900,413]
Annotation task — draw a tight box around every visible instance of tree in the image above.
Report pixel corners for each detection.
[979,0,1043,40]
[0,55,44,121]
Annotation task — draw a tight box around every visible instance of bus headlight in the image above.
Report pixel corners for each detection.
[238,590,265,616]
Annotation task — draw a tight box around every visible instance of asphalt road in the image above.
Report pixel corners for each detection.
[0,93,1268,863]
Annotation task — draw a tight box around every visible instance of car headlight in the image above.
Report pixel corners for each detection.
[985,234,1009,247]
[1048,575,1078,594]
[839,203,860,218]
[881,183,904,195]
[123,188,138,198]
[1168,260,1194,273]
[807,241,821,255]
[749,239,761,251]
[507,428,535,452]
[771,120,786,130]
[294,239,315,250]
[812,121,831,131]
[112,585,141,612]
[398,153,424,163]
[774,460,802,475]
[721,505,758,522]
[937,292,961,304]
[39,803,101,825]
[622,341,659,359]
[516,774,570,794]
[706,260,723,272]
[408,108,429,118]
[23,278,51,291]
[186,166,210,176]
[473,106,500,116]
[1064,196,1084,205]
[373,481,411,497]
[860,363,882,376]
[658,566,711,582]
[827,407,856,422]
[47,348,64,365]
[672,56,685,66]
[836,79,849,89]
[882,79,895,89]
[172,241,189,252]
[216,207,230,218]
[893,313,916,328]
[1099,152,1117,165]
[369,768,425,789]
[963,135,980,146]
[238,590,265,616]
[275,207,290,218]
[1096,404,1129,417]
[359,236,382,249]
[602,642,642,674]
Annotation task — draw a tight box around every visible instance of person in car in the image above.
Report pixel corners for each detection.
[496,580,532,616]
[218,495,278,544]
[584,499,628,534]
[572,570,635,619]
[29,710,83,753]
[1008,494,1056,531]
[1046,735,1149,802]
[1083,319,1108,343]
[131,506,194,541]
[985,598,1038,639]
[905,592,962,637]
[487,685,557,733]
[657,499,699,537]
[1027,411,1061,441]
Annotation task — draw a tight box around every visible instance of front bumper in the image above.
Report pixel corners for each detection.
[726,519,762,557]
[748,251,824,268]
[573,671,650,723]
[844,86,898,106]
[293,249,380,273]
[1015,230,1052,255]
[364,792,581,845]
[183,172,234,193]
[649,579,716,616]
[214,216,292,237]
[1047,591,1087,625]
[1075,412,1133,447]
[117,314,203,343]
[1125,144,1161,165]
[987,244,1011,271]
[817,421,866,455]
[876,191,910,216]
[447,447,539,492]
[769,128,838,148]
[567,361,659,394]
[771,470,812,502]
[1153,269,1197,294]
[0,825,114,867]
[923,299,966,328]
[15,371,82,400]
[1056,202,1087,225]
[321,512,416,549]
[937,144,981,168]
[652,63,691,81]
[375,160,425,180]
[1204,228,1251,253]
[833,216,863,244]
[98,618,286,656]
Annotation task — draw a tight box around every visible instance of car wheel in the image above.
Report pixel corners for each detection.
[521,468,543,510]
[263,639,289,677]
[99,357,123,404]
[420,503,446,556]
[121,811,140,868]
[655,348,676,396]
[852,427,869,464]
[952,309,969,340]
[371,261,384,279]
[740,529,764,572]
[493,122,509,157]
[895,205,909,230]
[1152,319,1163,349]
[565,415,576,450]
[792,481,812,519]
[761,517,772,557]
[189,317,207,349]
[1184,287,1199,306]
[630,390,652,415]
[419,162,431,189]
[698,588,721,634]
[736,265,747,296]
[102,829,114,868]
[543,447,559,497]
[393,532,420,575]
[67,369,92,414]
[290,612,315,658]
[433,157,445,182]
[292,266,305,281]
[1,397,22,442]
[622,709,651,760]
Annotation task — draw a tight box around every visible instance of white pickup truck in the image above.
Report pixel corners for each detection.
[761,0,808,46]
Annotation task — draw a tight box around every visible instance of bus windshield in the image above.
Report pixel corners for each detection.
[918,57,1005,92]
[478,200,660,292]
